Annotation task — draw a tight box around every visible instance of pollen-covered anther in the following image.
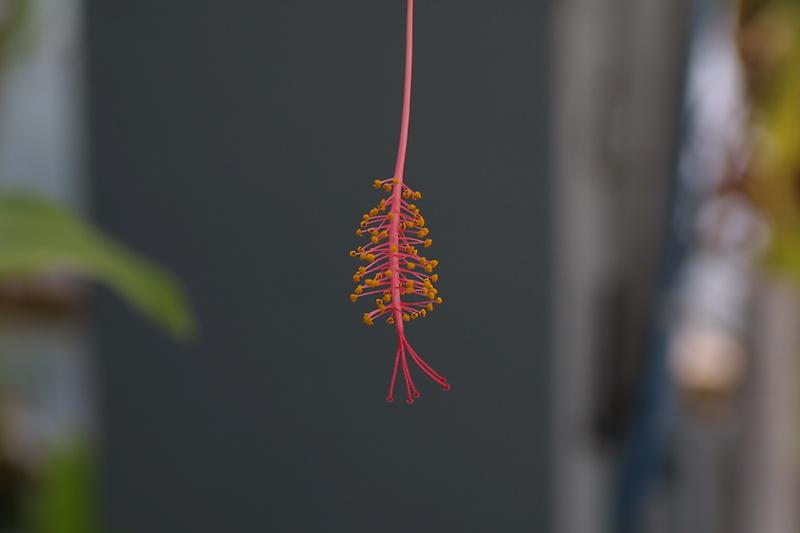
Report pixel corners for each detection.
[386,316,395,325]
[423,239,432,248]
[373,179,383,189]
[349,294,358,302]
[402,314,411,322]
[406,262,415,269]
[417,228,429,237]
[363,313,374,326]
[354,285,364,294]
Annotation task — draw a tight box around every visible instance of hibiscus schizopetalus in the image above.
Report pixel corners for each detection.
[348,0,449,404]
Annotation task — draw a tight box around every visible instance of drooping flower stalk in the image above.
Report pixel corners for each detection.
[349,0,449,404]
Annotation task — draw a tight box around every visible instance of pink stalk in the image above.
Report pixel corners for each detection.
[348,0,449,404]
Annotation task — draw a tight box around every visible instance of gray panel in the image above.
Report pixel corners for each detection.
[86,2,550,532]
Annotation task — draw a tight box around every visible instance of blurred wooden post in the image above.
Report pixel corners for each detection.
[549,0,689,531]
[739,278,800,533]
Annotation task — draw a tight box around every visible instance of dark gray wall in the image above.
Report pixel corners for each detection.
[86,1,550,532]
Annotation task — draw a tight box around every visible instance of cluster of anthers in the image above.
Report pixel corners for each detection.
[349,177,449,403]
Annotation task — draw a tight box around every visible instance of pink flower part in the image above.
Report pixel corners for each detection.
[348,0,449,404]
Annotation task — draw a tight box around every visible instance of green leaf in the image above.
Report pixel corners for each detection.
[0,193,194,338]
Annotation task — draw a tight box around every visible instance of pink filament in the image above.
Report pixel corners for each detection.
[383,0,449,404]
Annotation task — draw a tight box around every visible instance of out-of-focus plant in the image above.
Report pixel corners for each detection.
[737,0,800,277]
[0,0,193,336]
[0,193,194,337]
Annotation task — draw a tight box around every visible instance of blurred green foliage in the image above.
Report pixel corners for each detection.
[738,0,800,277]
[26,443,98,533]
[0,193,194,338]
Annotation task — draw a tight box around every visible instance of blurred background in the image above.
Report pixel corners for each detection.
[0,0,797,532]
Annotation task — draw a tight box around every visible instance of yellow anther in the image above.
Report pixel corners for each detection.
[392,178,398,183]
[411,312,419,319]
[355,285,364,294]
[418,228,429,237]
[362,313,374,326]
[350,294,358,302]
[355,229,363,236]
[383,292,391,303]
[369,208,378,216]
[371,235,379,243]
[389,245,398,253]
[406,221,415,228]
[402,314,410,322]
[436,297,443,304]
[420,309,427,317]
[373,179,382,189]
[364,279,376,287]
[375,272,383,280]
[376,298,383,306]
[385,270,393,278]
[352,274,361,282]
[431,274,439,282]
[387,316,395,325]
[406,262,415,269]
[427,303,434,311]
[430,260,438,268]
[424,239,432,247]
[360,221,367,228]
[383,183,392,191]
[387,212,394,220]
[349,250,357,257]
[366,254,376,261]
[402,190,411,199]
[413,191,422,200]
[417,216,425,226]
